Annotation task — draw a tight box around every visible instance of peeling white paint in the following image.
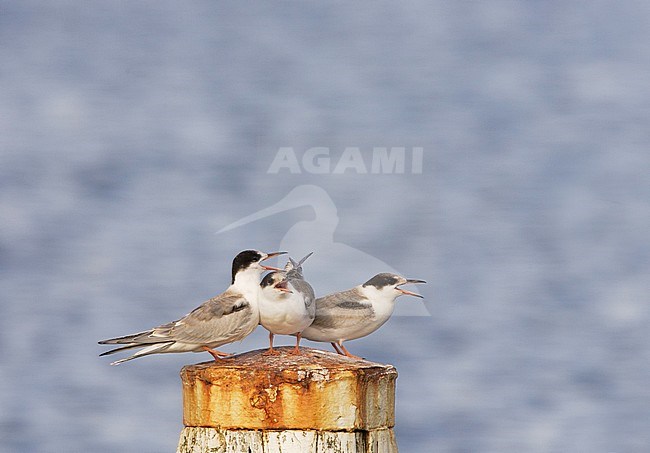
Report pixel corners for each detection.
[176,427,397,453]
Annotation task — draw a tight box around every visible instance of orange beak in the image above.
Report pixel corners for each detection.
[275,280,293,293]
[261,251,287,271]
[397,278,426,298]
[397,287,423,298]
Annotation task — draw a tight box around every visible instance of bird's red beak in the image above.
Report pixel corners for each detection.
[397,279,425,298]
[261,251,287,271]
[275,280,293,293]
[397,287,423,298]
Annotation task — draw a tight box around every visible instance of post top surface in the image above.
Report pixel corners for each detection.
[181,347,397,375]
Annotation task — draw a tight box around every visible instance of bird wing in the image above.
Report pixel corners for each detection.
[100,291,255,348]
[285,252,313,280]
[310,288,374,329]
[290,278,316,309]
[155,291,255,345]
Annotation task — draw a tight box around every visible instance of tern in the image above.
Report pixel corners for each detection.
[301,273,426,358]
[218,185,431,317]
[259,252,316,354]
[98,250,286,365]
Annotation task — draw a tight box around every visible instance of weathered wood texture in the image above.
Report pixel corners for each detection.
[176,347,398,453]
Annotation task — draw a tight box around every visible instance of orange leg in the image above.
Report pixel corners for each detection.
[264,332,279,355]
[291,333,302,354]
[338,342,362,360]
[201,345,232,361]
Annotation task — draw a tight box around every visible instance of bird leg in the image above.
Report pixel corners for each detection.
[291,332,302,355]
[201,346,233,361]
[338,342,362,360]
[331,342,344,355]
[264,332,279,355]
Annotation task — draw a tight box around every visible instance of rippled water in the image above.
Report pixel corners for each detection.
[1,2,649,452]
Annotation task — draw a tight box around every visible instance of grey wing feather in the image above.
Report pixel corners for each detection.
[99,292,252,347]
[285,252,313,280]
[159,293,253,344]
[99,329,172,346]
[290,279,315,306]
[311,288,374,329]
[314,288,367,310]
[284,252,315,312]
[290,278,316,320]
[99,342,158,356]
[108,342,176,365]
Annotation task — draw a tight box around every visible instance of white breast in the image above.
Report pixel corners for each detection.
[259,283,313,335]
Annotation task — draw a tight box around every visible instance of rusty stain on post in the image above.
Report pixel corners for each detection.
[177,347,399,452]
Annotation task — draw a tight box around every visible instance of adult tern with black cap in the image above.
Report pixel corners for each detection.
[99,250,286,365]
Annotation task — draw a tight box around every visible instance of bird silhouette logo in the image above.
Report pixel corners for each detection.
[218,184,430,317]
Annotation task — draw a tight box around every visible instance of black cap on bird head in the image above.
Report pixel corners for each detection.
[260,272,292,293]
[231,250,287,283]
[362,273,401,289]
[363,272,426,297]
[260,271,281,288]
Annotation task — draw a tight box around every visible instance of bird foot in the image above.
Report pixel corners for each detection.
[202,346,233,360]
[263,348,280,356]
[337,344,363,360]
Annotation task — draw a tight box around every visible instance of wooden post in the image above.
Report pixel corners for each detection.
[176,347,398,452]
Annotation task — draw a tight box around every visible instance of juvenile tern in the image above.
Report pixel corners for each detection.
[98,250,286,365]
[301,273,425,358]
[218,185,432,317]
[259,252,315,354]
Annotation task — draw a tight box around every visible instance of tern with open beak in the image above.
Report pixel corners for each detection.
[259,252,316,354]
[98,250,286,365]
[301,273,426,359]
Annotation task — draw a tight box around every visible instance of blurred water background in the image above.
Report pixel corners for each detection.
[1,2,649,452]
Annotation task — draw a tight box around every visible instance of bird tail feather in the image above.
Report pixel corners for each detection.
[98,329,155,345]
[108,342,175,366]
